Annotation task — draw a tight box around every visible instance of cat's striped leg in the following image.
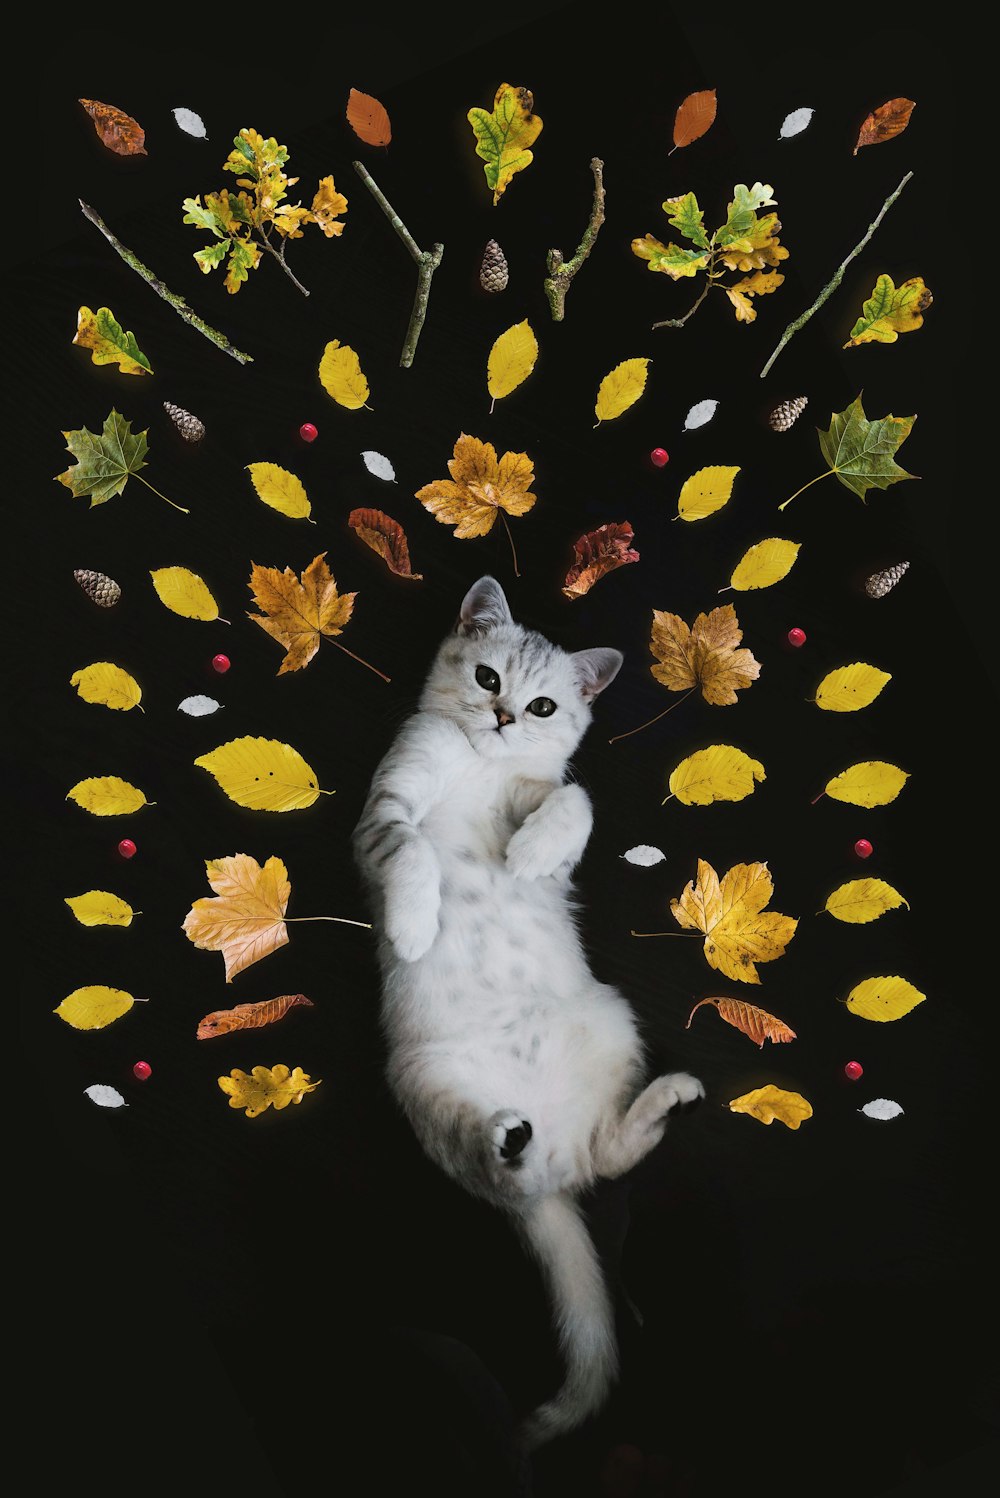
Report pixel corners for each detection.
[591,1072,704,1179]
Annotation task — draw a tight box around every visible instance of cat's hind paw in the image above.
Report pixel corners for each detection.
[489,1110,533,1162]
[650,1071,705,1117]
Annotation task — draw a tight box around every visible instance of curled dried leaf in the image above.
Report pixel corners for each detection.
[685,996,796,1047]
[348,509,422,579]
[562,523,639,599]
[853,98,916,154]
[80,98,147,155]
[197,993,314,1040]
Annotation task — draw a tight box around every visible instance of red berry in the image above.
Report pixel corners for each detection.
[787,627,807,648]
[854,838,874,859]
[133,1061,152,1081]
[650,447,670,468]
[212,654,231,674]
[844,1061,864,1081]
[299,422,318,443]
[117,838,137,860]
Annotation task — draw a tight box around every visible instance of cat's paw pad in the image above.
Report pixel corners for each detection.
[490,1110,533,1162]
[385,900,439,962]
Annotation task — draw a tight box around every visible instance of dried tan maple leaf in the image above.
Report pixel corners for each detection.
[348,509,422,579]
[183,854,291,982]
[247,553,388,681]
[685,996,796,1046]
[650,604,760,704]
[562,523,639,599]
[416,433,535,574]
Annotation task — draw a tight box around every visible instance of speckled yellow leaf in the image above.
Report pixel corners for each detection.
[54,985,136,1030]
[728,1084,812,1129]
[67,775,151,815]
[487,320,538,405]
[218,1063,321,1117]
[668,745,765,806]
[845,975,925,1022]
[194,736,327,811]
[245,463,311,520]
[825,760,908,807]
[730,538,800,591]
[150,566,221,621]
[595,358,650,423]
[318,340,370,410]
[824,879,908,924]
[815,662,891,712]
[65,890,138,927]
[677,465,740,521]
[70,662,142,712]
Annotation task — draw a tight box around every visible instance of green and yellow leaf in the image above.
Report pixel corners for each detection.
[730,538,800,591]
[815,662,891,712]
[150,567,221,621]
[245,463,311,520]
[65,891,138,927]
[668,745,765,806]
[595,358,650,423]
[54,985,136,1030]
[55,409,149,508]
[73,306,152,375]
[631,234,710,278]
[845,274,932,347]
[194,737,327,811]
[319,340,370,409]
[67,776,151,816]
[487,320,538,404]
[677,465,740,521]
[845,975,925,1022]
[825,760,909,807]
[70,662,142,712]
[467,83,543,204]
[817,395,917,502]
[663,193,709,249]
[728,1084,812,1129]
[824,879,908,924]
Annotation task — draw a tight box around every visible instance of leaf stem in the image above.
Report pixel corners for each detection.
[285,916,372,930]
[330,637,391,683]
[544,158,606,322]
[258,231,310,296]
[778,469,833,512]
[652,275,713,329]
[135,474,190,513]
[353,162,443,368]
[661,792,675,805]
[811,790,826,805]
[630,930,701,938]
[499,511,521,578]
[608,688,694,745]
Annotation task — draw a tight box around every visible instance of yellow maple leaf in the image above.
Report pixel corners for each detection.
[467,82,543,205]
[667,745,765,806]
[730,538,800,591]
[150,566,224,621]
[218,1063,321,1117]
[194,737,329,811]
[319,339,371,409]
[677,464,740,520]
[67,775,152,815]
[70,662,142,712]
[728,1084,812,1129]
[487,320,538,408]
[245,463,312,520]
[54,985,137,1030]
[595,358,650,423]
[650,604,760,705]
[65,890,137,927]
[416,434,536,568]
[247,553,356,674]
[183,853,291,981]
[669,858,797,984]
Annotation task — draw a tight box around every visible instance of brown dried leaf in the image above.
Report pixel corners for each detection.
[80,98,147,156]
[649,603,760,704]
[853,98,916,155]
[672,89,717,151]
[197,993,314,1041]
[685,996,796,1047]
[347,88,392,147]
[562,523,639,600]
[348,508,422,579]
[247,553,357,674]
[416,434,536,539]
[182,854,290,983]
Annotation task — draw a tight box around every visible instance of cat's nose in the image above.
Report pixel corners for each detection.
[495,707,514,727]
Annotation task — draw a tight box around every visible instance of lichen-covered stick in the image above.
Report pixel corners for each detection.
[352,162,444,369]
[544,158,606,322]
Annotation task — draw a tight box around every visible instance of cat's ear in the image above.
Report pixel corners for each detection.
[456,576,513,635]
[572,648,624,700]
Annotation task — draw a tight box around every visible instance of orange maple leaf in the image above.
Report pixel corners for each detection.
[650,603,760,704]
[247,553,357,674]
[416,433,536,572]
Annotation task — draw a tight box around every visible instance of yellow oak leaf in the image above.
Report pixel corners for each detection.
[67,775,151,815]
[845,274,932,347]
[677,465,740,520]
[467,82,543,204]
[150,566,223,621]
[667,745,765,806]
[70,662,142,712]
[245,463,312,520]
[595,358,650,423]
[218,1063,320,1117]
[670,858,797,984]
[194,737,328,811]
[824,879,908,924]
[65,891,137,927]
[725,287,756,323]
[318,340,370,409]
[416,433,536,539]
[183,853,291,981]
[54,985,137,1030]
[815,663,891,712]
[247,554,356,674]
[845,975,925,1021]
[309,176,349,237]
[73,305,152,375]
[825,761,909,807]
[487,320,538,407]
[728,1084,812,1129]
[650,604,760,704]
[730,538,800,591]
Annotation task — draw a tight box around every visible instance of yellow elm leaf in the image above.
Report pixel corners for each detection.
[194,737,327,811]
[70,662,142,712]
[73,305,152,375]
[487,320,538,406]
[668,745,765,806]
[595,358,650,423]
[815,663,891,712]
[677,465,740,522]
[150,566,222,621]
[245,463,311,520]
[65,891,137,927]
[467,82,543,204]
[728,1085,812,1129]
[730,538,800,591]
[825,761,909,807]
[54,985,136,1030]
[218,1064,321,1117]
[824,879,908,924]
[67,775,151,815]
[845,975,926,1022]
[318,340,371,410]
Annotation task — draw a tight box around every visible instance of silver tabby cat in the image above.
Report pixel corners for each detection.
[353,577,703,1449]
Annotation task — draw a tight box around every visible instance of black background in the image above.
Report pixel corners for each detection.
[15,10,996,1497]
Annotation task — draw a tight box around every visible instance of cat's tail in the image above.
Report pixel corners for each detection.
[517,1192,617,1451]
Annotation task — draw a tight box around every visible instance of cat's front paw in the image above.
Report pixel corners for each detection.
[505,822,568,881]
[385,892,440,962]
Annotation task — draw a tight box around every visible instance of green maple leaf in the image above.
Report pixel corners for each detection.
[779,394,916,511]
[55,409,188,513]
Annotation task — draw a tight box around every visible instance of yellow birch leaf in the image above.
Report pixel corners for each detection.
[194,736,326,811]
[54,985,136,1030]
[218,1063,320,1117]
[65,890,137,927]
[73,305,152,375]
[728,1084,812,1129]
[815,663,891,712]
[70,662,142,712]
[825,761,909,807]
[318,340,371,410]
[668,745,765,806]
[487,320,538,406]
[150,566,221,621]
[677,465,740,521]
[824,879,908,924]
[67,775,151,815]
[845,975,926,1022]
[595,358,650,423]
[245,463,312,520]
[730,538,800,591]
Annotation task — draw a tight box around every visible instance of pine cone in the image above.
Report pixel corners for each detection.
[768,396,808,432]
[479,239,509,294]
[163,400,205,443]
[74,568,121,608]
[865,561,910,599]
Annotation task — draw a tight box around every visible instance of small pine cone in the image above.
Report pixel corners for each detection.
[479,239,509,294]
[865,561,910,599]
[163,400,205,443]
[768,396,808,432]
[74,568,121,608]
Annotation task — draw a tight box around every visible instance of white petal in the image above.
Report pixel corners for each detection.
[779,108,814,139]
[621,845,666,867]
[859,1097,904,1121]
[361,451,397,483]
[85,1084,127,1109]
[178,695,221,716]
[172,107,208,139]
[683,399,718,431]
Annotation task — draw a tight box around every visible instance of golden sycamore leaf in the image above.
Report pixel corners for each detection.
[65,890,137,927]
[815,662,891,712]
[150,566,222,621]
[67,775,151,816]
[730,538,800,591]
[686,996,796,1047]
[670,858,797,984]
[728,1084,812,1129]
[248,554,357,674]
[70,662,142,712]
[667,745,765,806]
[73,306,152,375]
[845,975,925,1022]
[467,83,543,204]
[319,340,371,409]
[845,274,932,347]
[183,853,291,982]
[487,320,538,407]
[218,1063,320,1117]
[595,358,650,423]
[245,463,312,520]
[824,879,908,924]
[416,433,536,539]
[54,985,137,1030]
[194,737,328,811]
[649,603,760,705]
[825,760,908,807]
[677,465,740,521]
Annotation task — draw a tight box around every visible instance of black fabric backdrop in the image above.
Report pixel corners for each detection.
[15,12,996,1497]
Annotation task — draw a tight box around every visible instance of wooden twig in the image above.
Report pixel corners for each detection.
[544,158,606,321]
[352,162,443,368]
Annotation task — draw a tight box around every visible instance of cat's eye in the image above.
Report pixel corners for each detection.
[527,697,556,717]
[475,664,501,692]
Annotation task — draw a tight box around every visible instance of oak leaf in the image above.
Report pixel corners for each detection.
[248,554,357,672]
[845,274,932,347]
[724,269,785,324]
[182,853,291,981]
[416,433,536,538]
[347,88,391,147]
[197,993,314,1040]
[218,1064,320,1117]
[309,176,349,238]
[671,89,717,151]
[650,604,760,704]
[728,1085,812,1129]
[80,99,146,155]
[194,737,327,811]
[468,83,542,204]
[348,511,422,580]
[562,523,639,599]
[73,307,151,375]
[631,234,710,279]
[853,98,916,154]
[670,858,797,984]
[686,997,796,1046]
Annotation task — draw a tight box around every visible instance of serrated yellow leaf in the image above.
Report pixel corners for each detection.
[730,538,800,591]
[70,662,142,712]
[815,662,891,712]
[218,1063,320,1117]
[194,736,326,811]
[668,858,797,985]
[65,890,137,927]
[67,775,151,815]
[318,340,370,410]
[54,985,136,1030]
[245,463,311,520]
[150,566,221,621]
[487,320,538,404]
[845,975,925,1022]
[595,358,650,423]
[668,745,765,806]
[728,1084,812,1129]
[825,761,908,807]
[677,465,740,521]
[824,879,908,924]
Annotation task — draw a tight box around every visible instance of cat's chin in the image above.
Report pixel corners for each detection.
[470,727,512,758]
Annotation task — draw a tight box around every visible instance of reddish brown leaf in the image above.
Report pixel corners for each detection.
[671,89,717,151]
[685,996,796,1047]
[562,522,639,600]
[79,98,147,156]
[853,98,916,155]
[197,993,314,1041]
[347,88,392,147]
[348,508,422,579]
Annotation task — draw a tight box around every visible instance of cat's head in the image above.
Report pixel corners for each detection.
[420,577,623,765]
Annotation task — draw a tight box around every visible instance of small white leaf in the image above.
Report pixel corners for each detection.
[173,107,208,139]
[779,108,814,139]
[84,1084,128,1109]
[178,695,221,717]
[621,845,666,867]
[859,1097,904,1121]
[683,399,718,432]
[361,451,397,483]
